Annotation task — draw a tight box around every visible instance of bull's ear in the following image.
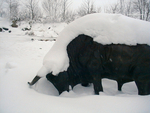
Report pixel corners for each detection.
[28,76,41,86]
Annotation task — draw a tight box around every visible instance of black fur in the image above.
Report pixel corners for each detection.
[46,34,150,95]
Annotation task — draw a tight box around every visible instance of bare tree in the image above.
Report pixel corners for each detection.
[24,0,41,20]
[11,1,19,20]
[104,2,120,14]
[18,9,30,21]
[61,0,71,21]
[4,0,19,20]
[133,0,150,21]
[0,0,4,7]
[0,0,4,17]
[106,0,129,15]
[119,0,125,14]
[78,0,96,16]
[118,0,134,17]
[96,7,102,13]
[42,0,71,22]
[124,0,132,16]
[42,0,61,20]
[5,0,12,19]
[145,0,150,21]
[53,0,61,20]
[103,0,150,21]
[42,0,52,17]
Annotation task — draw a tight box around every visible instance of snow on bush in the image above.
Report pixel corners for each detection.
[38,13,150,76]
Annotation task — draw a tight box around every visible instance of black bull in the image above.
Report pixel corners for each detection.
[28,34,150,95]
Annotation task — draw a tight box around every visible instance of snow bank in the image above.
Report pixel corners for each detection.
[38,13,150,76]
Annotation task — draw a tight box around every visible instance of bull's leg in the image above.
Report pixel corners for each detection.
[117,81,123,91]
[135,81,150,95]
[93,75,103,95]
[87,57,103,95]
[133,66,150,95]
[117,78,133,91]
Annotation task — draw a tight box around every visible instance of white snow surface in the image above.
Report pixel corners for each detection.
[38,13,150,76]
[0,17,150,113]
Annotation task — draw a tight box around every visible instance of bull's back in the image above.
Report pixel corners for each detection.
[67,34,150,80]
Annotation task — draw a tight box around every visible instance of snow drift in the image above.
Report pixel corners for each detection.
[37,13,150,76]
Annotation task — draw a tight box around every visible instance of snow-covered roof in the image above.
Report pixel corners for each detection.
[38,13,150,77]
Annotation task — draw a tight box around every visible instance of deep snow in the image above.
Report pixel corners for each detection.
[0,17,150,113]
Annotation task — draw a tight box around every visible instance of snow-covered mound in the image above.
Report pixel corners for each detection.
[38,13,150,76]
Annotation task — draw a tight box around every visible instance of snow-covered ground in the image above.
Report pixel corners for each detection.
[0,17,150,113]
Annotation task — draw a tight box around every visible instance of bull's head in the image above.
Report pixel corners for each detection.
[46,72,69,94]
[28,71,69,95]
